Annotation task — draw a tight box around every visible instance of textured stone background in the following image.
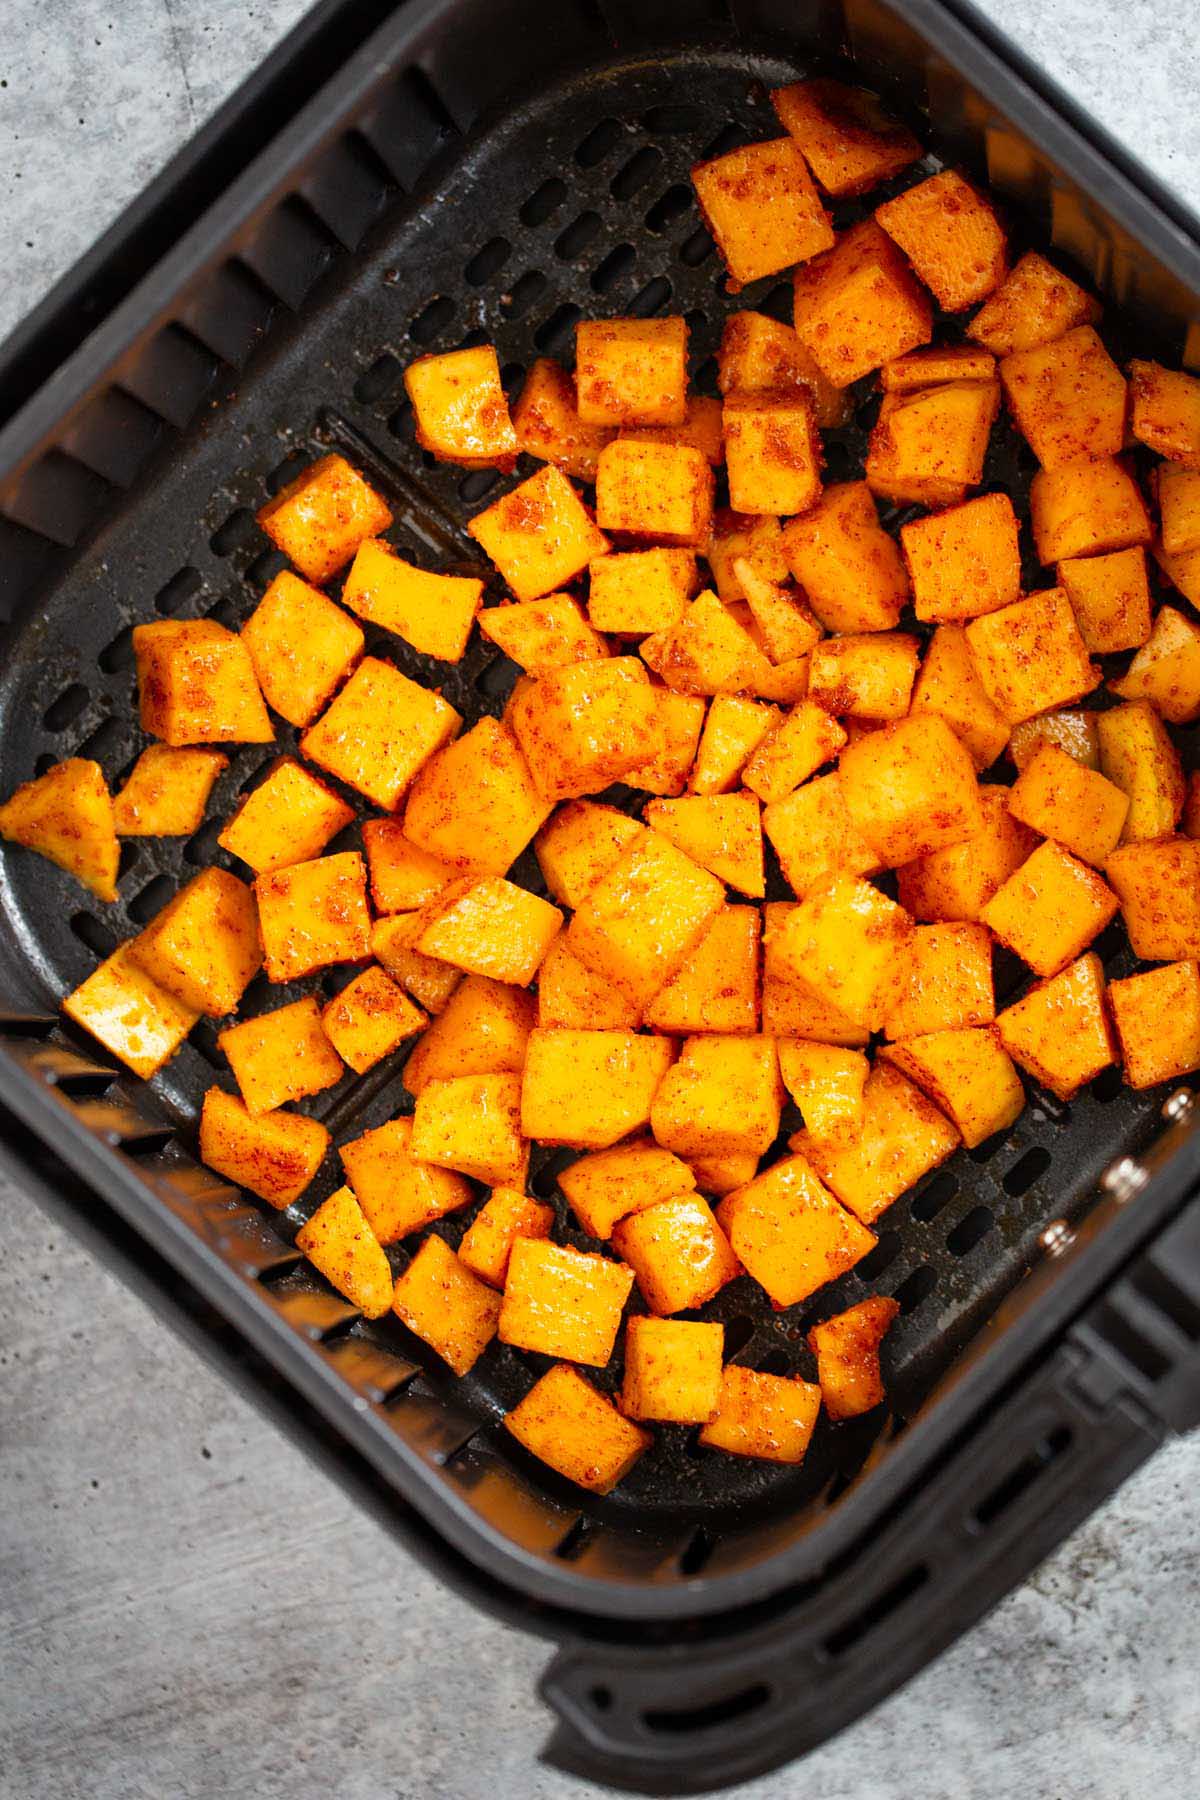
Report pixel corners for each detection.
[3,4,1200,1797]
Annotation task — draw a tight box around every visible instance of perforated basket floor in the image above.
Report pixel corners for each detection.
[0,43,1189,1549]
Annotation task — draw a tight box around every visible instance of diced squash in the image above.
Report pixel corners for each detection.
[841,715,983,874]
[761,901,870,1045]
[776,1042,868,1148]
[699,1365,822,1465]
[792,221,933,386]
[595,440,714,546]
[587,548,696,636]
[880,346,997,390]
[112,746,227,837]
[1105,838,1200,960]
[508,657,659,800]
[478,593,608,676]
[1007,744,1129,865]
[218,758,354,874]
[621,1317,725,1424]
[967,251,1100,357]
[409,1070,528,1187]
[371,913,463,1013]
[1156,463,1200,555]
[882,921,994,1040]
[901,493,1021,623]
[1185,772,1200,838]
[1156,537,1200,605]
[469,465,609,601]
[458,1188,555,1289]
[743,650,813,705]
[411,875,562,986]
[241,570,365,728]
[996,953,1115,1101]
[1008,709,1100,772]
[622,395,726,466]
[981,839,1119,976]
[340,1115,472,1243]
[499,1238,634,1365]
[717,310,850,428]
[392,1234,502,1374]
[692,696,781,795]
[403,344,517,467]
[896,787,1038,924]
[256,453,393,584]
[300,655,461,809]
[808,631,920,721]
[504,1363,650,1493]
[362,819,454,913]
[733,561,823,666]
[63,942,199,1079]
[876,170,1007,310]
[218,994,342,1115]
[781,482,909,635]
[771,77,920,197]
[1129,359,1200,468]
[568,826,724,1012]
[1000,326,1126,468]
[135,619,273,748]
[909,624,1010,771]
[1109,961,1200,1089]
[295,1185,393,1319]
[403,716,551,877]
[321,966,426,1074]
[1030,456,1152,562]
[808,1297,899,1420]
[575,316,688,426]
[794,1061,959,1224]
[773,874,913,1032]
[641,589,761,697]
[536,936,640,1029]
[404,973,535,1097]
[129,867,261,1015]
[866,380,999,506]
[611,1194,739,1315]
[520,1027,674,1148]
[1111,604,1200,722]
[651,1034,783,1160]
[512,358,615,481]
[689,1152,761,1195]
[340,538,483,662]
[763,769,883,900]
[254,851,370,983]
[965,589,1098,725]
[0,758,119,902]
[534,800,643,908]
[692,138,833,285]
[706,510,790,605]
[643,792,764,897]
[1058,548,1153,654]
[644,903,761,1036]
[199,1086,329,1209]
[881,1025,1024,1148]
[723,391,821,517]
[1096,700,1185,842]
[559,1139,697,1239]
[742,700,845,804]
[622,689,706,797]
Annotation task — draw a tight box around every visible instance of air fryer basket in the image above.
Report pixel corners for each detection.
[3,0,1200,1789]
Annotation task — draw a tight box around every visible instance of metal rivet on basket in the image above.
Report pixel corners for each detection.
[1161,1088,1195,1125]
[1039,1219,1075,1258]
[1101,1155,1149,1203]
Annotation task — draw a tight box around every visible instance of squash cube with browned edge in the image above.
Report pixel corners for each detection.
[505,1363,651,1493]
[996,953,1115,1102]
[63,942,199,1079]
[340,1116,472,1244]
[534,800,643,908]
[1129,359,1200,469]
[880,346,998,391]
[370,914,462,1014]
[723,1153,875,1307]
[761,902,870,1046]
[644,904,761,1036]
[411,875,561,986]
[404,974,534,1098]
[511,358,615,481]
[707,510,790,605]
[340,539,483,662]
[135,619,273,748]
[1008,709,1100,772]
[362,819,454,914]
[881,921,995,1042]
[218,758,354,876]
[612,1193,739,1315]
[722,391,822,518]
[875,170,1006,310]
[255,851,370,984]
[1156,464,1200,555]
[965,590,1098,725]
[403,717,551,877]
[409,1070,528,1187]
[643,793,764,897]
[520,1027,674,1149]
[967,252,1100,357]
[321,966,426,1075]
[218,995,342,1115]
[300,656,461,810]
[866,380,999,508]
[1096,701,1185,843]
[559,1139,697,1239]
[982,840,1118,977]
[777,1042,867,1149]
[999,326,1125,469]
[640,589,761,697]
[808,631,920,721]
[1111,605,1200,723]
[499,1237,634,1366]
[575,316,688,426]
[480,593,611,678]
[882,1026,1024,1149]
[296,1185,393,1320]
[909,625,1010,773]
[771,77,920,196]
[113,746,228,838]
[1105,838,1200,961]
[808,1297,899,1421]
[1110,962,1200,1090]
[691,697,781,796]
[651,1034,783,1160]
[1058,548,1152,655]
[469,464,609,602]
[595,440,714,547]
[843,715,984,873]
[780,482,908,635]
[199,1086,329,1209]
[587,548,696,637]
[792,222,933,387]
[0,757,119,903]
[1008,744,1129,866]
[129,867,260,1016]
[241,570,364,729]
[897,787,1038,925]
[622,689,706,798]
[901,493,1020,625]
[620,1317,725,1425]
[402,344,518,468]
[1029,456,1151,563]
[567,827,724,1013]
[794,1061,959,1225]
[391,1235,501,1375]
[763,772,883,903]
[508,657,659,802]
[717,311,850,428]
[256,453,393,585]
[458,1188,555,1289]
[774,874,912,1032]
[700,1364,822,1465]
[692,138,833,286]
[733,562,823,667]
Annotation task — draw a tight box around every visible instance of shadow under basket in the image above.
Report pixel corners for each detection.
[3,0,1200,1790]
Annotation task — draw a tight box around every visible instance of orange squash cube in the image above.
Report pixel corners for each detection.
[762,770,883,900]
[321,966,425,1074]
[458,1188,555,1289]
[0,757,119,903]
[897,786,1036,924]
[392,1234,501,1373]
[808,1296,899,1420]
[469,464,608,601]
[866,380,999,507]
[808,631,920,720]
[622,688,706,797]
[1057,548,1153,655]
[403,973,534,1097]
[240,570,363,730]
[876,170,1006,310]
[1096,700,1185,842]
[403,716,551,876]
[699,1364,822,1465]
[776,1041,868,1148]
[621,395,725,466]
[536,937,639,1029]
[1029,456,1152,563]
[504,1363,651,1493]
[643,792,763,897]
[199,1086,329,1209]
[499,1237,633,1366]
[362,819,453,913]
[882,921,994,1040]
[478,593,607,675]
[1155,463,1200,555]
[692,696,782,795]
[982,840,1119,976]
[1153,533,1200,604]
[620,1317,724,1425]
[411,875,562,986]
[1105,837,1200,960]
[508,656,659,801]
[568,826,724,1012]
[741,701,844,805]
[689,1152,761,1196]
[901,493,1020,623]
[640,589,761,697]
[62,941,198,1079]
[967,251,1100,357]
[520,1027,674,1149]
[794,1061,959,1224]
[774,874,913,1032]
[651,1035,783,1160]
[1007,744,1129,865]
[733,561,823,666]
[792,221,933,386]
[717,310,850,428]
[575,316,688,426]
[218,758,354,875]
[402,343,517,467]
[1129,359,1200,468]
[996,953,1115,1101]
[511,358,615,481]
[595,440,713,546]
[370,913,462,1014]
[644,903,761,1036]
[295,1185,393,1319]
[340,1115,472,1243]
[135,619,273,747]
[706,509,790,605]
[909,624,1010,772]
[771,77,920,197]
[724,1153,876,1307]
[255,850,370,983]
[410,1070,527,1187]
[1111,605,1200,723]
[300,655,461,810]
[129,867,260,1016]
[534,800,643,908]
[840,714,983,870]
[218,994,342,1115]
[1109,961,1200,1089]
[587,547,696,636]
[881,1026,1024,1149]
[1008,709,1100,772]
[761,902,870,1045]
[722,391,821,517]
[340,539,482,663]
[964,589,1098,725]
[559,1139,696,1239]
[256,453,393,584]
[611,1193,739,1315]
[692,138,833,285]
[780,482,908,634]
[880,345,997,391]
[1000,326,1126,469]
[112,745,227,837]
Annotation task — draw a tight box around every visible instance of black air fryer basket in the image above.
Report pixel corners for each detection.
[4,0,1200,1789]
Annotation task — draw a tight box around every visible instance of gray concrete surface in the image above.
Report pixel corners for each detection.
[3,3,1200,1797]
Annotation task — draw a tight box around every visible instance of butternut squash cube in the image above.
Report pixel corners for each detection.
[478,593,608,675]
[321,966,425,1074]
[611,1194,739,1315]
[740,701,842,805]
[1058,547,1153,654]
[411,875,562,986]
[691,696,781,795]
[469,464,609,601]
[623,689,706,797]
[1105,838,1200,960]
[0,757,119,903]
[218,758,354,875]
[199,1086,329,1209]
[775,874,913,1032]
[643,792,763,897]
[794,1061,959,1224]
[1129,359,1200,468]
[130,867,260,1015]
[722,391,821,517]
[63,942,198,1079]
[644,903,761,1036]
[761,901,870,1045]
[1109,961,1200,1089]
[909,624,1009,772]
[458,1188,555,1289]
[1156,528,1200,600]
[762,770,883,901]
[808,631,920,721]
[882,921,994,1040]
[402,343,517,467]
[733,561,823,666]
[340,539,483,663]
[362,819,453,913]
[295,1184,393,1318]
[780,482,908,634]
[1111,604,1200,722]
[706,509,790,605]
[595,440,713,546]
[896,787,1038,924]
[112,745,227,837]
[692,138,833,286]
[996,953,1115,1101]
[718,310,850,427]
[777,1042,867,1149]
[135,619,273,748]
[240,570,364,729]
[508,656,659,800]
[699,1364,822,1464]
[255,851,370,983]
[1155,463,1200,555]
[340,1115,472,1243]
[520,1027,674,1149]
[536,937,639,1029]
[511,358,615,482]
[651,1034,783,1160]
[1096,700,1185,842]
[1030,456,1151,563]
[967,251,1100,357]
[403,973,534,1097]
[410,1070,528,1186]
[559,1139,697,1239]
[901,493,1020,624]
[370,913,462,1013]
[575,316,688,426]
[689,1152,761,1196]
[982,840,1118,977]
[882,1025,1024,1149]
[866,380,999,507]
[621,1317,724,1424]
[965,589,1098,725]
[740,646,812,705]
[499,1237,633,1365]
[808,1296,899,1421]
[722,1153,874,1307]
[1008,744,1129,865]
[792,221,933,386]
[587,548,696,637]
[1000,326,1126,469]
[300,655,461,809]
[841,714,983,869]
[256,453,393,584]
[1008,709,1100,772]
[621,394,726,466]
[876,170,1006,310]
[392,1234,502,1375]
[534,800,643,908]
[771,77,920,197]
[880,345,997,390]
[567,827,724,1012]
[504,1363,650,1493]
[403,716,551,877]
[218,994,342,1115]
[640,589,761,697]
